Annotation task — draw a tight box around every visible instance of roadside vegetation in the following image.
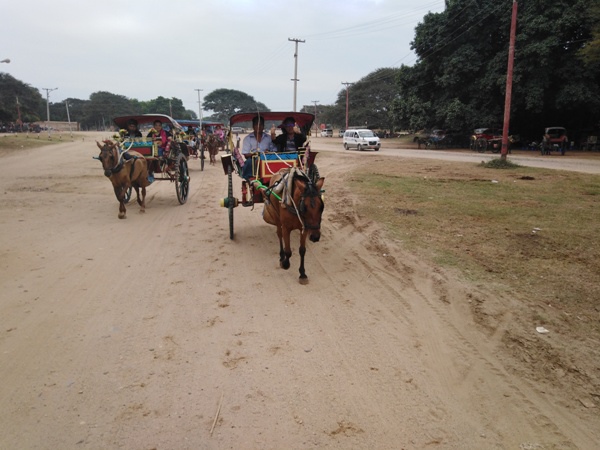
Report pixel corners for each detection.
[340,154,600,402]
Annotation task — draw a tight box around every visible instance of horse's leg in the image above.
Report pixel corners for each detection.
[298,230,309,284]
[114,185,126,219]
[280,225,292,270]
[140,185,146,213]
[134,185,141,206]
[276,223,288,268]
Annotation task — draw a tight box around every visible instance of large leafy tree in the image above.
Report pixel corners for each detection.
[335,68,401,130]
[139,96,189,118]
[394,0,600,140]
[0,73,44,122]
[203,89,269,123]
[80,91,137,129]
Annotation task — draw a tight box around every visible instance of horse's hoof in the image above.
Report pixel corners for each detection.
[299,276,309,285]
[140,209,146,214]
[281,260,290,270]
[118,213,126,219]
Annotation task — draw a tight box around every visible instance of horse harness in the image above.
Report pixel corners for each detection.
[275,170,323,231]
[102,144,139,178]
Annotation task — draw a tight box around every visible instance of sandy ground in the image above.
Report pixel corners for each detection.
[1,133,599,449]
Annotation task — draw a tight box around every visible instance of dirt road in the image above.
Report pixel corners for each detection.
[1,134,598,449]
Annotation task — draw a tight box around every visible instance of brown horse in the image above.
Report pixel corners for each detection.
[96,140,149,219]
[206,134,222,165]
[262,168,325,284]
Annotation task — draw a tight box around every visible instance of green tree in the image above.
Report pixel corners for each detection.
[203,89,269,123]
[579,4,600,65]
[394,0,600,140]
[0,73,44,122]
[81,91,137,130]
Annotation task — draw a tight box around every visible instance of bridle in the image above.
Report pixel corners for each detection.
[290,176,324,231]
[101,143,125,176]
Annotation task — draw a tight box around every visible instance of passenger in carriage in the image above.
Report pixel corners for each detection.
[271,116,306,152]
[146,119,173,183]
[241,114,275,180]
[215,125,225,143]
[147,120,172,157]
[125,118,142,138]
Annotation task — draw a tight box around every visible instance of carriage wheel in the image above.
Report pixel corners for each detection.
[124,186,133,204]
[175,155,189,205]
[200,145,205,171]
[227,165,234,240]
[308,164,320,184]
[476,138,488,153]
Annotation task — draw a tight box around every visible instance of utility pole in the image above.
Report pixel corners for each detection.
[501,0,518,160]
[169,99,173,117]
[341,82,352,129]
[41,87,58,137]
[15,96,22,132]
[288,38,305,112]
[195,89,203,132]
[65,100,73,139]
[311,100,319,137]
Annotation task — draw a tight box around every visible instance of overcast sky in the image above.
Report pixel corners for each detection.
[1,0,445,116]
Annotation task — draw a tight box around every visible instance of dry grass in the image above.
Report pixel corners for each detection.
[349,157,600,334]
[0,133,72,156]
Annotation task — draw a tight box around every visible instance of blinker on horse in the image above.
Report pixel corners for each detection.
[262,168,325,284]
[95,140,149,219]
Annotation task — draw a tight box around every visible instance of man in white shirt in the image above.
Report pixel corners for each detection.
[241,114,275,179]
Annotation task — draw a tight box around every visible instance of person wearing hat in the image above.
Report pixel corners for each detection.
[125,118,142,138]
[271,116,306,152]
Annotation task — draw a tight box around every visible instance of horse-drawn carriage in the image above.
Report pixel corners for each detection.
[95,114,190,218]
[176,120,227,170]
[219,112,324,283]
[176,119,202,163]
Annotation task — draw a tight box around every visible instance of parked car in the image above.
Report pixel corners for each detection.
[321,128,333,137]
[343,129,380,151]
[338,129,345,137]
[541,127,568,155]
[231,126,245,134]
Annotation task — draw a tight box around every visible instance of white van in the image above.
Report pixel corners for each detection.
[343,129,380,151]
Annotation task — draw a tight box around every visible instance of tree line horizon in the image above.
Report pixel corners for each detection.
[1,0,598,142]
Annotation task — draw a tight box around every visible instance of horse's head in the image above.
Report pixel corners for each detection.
[294,175,325,242]
[96,140,121,177]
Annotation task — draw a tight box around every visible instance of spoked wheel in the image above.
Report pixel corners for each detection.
[123,186,133,204]
[227,165,234,240]
[476,138,488,153]
[200,145,205,171]
[175,154,189,204]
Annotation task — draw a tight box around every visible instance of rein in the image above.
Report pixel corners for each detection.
[290,175,322,231]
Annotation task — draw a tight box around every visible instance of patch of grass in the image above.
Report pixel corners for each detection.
[0,133,62,155]
[349,158,600,337]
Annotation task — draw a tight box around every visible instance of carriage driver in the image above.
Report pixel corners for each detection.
[241,114,275,180]
[125,118,143,138]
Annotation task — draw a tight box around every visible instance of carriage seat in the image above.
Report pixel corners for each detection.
[121,138,159,157]
[257,152,298,184]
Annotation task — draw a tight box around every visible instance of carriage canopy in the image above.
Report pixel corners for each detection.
[229,112,315,136]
